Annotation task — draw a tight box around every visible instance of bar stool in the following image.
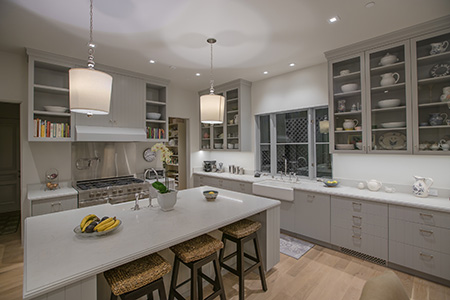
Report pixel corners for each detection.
[104,253,172,300]
[169,234,226,300]
[219,219,267,300]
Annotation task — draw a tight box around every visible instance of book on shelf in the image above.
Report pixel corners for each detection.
[147,127,165,139]
[34,119,70,138]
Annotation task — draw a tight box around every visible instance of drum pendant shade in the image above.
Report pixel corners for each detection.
[200,94,225,124]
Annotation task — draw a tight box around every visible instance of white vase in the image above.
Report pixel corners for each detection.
[157,190,178,211]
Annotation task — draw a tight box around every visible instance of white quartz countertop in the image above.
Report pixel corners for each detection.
[27,181,78,201]
[194,171,450,213]
[23,186,280,299]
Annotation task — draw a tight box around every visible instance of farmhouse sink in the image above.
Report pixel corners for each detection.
[252,180,295,201]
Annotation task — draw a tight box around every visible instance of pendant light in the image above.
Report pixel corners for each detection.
[69,0,112,116]
[200,38,225,124]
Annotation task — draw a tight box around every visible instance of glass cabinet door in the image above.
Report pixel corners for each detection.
[329,54,365,152]
[365,41,411,153]
[412,29,450,155]
[225,89,239,150]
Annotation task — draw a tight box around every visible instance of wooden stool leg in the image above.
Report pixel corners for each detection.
[157,277,167,300]
[253,234,267,291]
[219,235,227,264]
[168,257,180,300]
[238,238,245,300]
[110,293,118,300]
[148,290,154,300]
[191,263,198,300]
[213,255,226,300]
[197,264,203,300]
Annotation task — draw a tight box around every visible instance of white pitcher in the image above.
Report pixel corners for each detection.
[380,72,400,86]
[412,175,433,198]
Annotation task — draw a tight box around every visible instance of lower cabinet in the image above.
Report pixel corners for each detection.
[193,174,252,194]
[389,205,450,280]
[331,196,388,260]
[280,200,296,233]
[31,195,78,216]
[294,191,330,243]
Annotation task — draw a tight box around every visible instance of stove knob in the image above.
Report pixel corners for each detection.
[127,188,131,193]
[112,189,117,194]
[118,189,123,194]
[138,187,142,191]
[96,192,101,198]
[102,191,107,196]
[133,187,137,192]
[89,192,95,198]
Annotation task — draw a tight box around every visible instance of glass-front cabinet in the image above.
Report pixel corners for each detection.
[329,54,365,152]
[412,29,450,154]
[365,41,412,153]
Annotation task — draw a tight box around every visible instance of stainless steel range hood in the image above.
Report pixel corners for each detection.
[75,125,146,142]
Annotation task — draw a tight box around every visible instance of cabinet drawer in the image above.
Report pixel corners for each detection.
[332,209,388,238]
[390,205,450,229]
[389,240,450,280]
[331,226,388,260]
[331,196,388,217]
[32,196,77,216]
[389,218,450,255]
[230,181,252,194]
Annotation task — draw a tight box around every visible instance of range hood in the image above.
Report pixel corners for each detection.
[75,125,147,142]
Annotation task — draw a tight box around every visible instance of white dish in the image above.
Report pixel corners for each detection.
[378,132,406,150]
[335,144,354,150]
[380,122,406,128]
[214,143,222,149]
[378,99,401,108]
[341,83,358,93]
[146,112,161,120]
[43,106,68,113]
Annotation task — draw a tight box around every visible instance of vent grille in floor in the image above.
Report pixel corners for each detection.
[340,247,387,266]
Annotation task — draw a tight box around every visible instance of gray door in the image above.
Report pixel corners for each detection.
[0,102,20,213]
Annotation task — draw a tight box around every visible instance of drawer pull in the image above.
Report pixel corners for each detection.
[352,215,362,220]
[419,252,434,259]
[352,235,362,240]
[352,225,362,230]
[352,202,362,206]
[419,213,433,218]
[419,229,433,235]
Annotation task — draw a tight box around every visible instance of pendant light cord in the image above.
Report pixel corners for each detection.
[208,38,216,94]
[87,0,95,69]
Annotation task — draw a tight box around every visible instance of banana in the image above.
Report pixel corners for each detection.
[102,219,120,232]
[82,219,94,233]
[94,217,115,232]
[80,214,98,229]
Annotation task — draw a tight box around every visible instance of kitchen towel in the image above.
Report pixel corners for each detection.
[280,233,314,259]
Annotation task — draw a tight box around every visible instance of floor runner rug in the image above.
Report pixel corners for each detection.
[280,233,314,259]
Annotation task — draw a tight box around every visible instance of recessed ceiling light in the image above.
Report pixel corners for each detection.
[365,1,375,8]
[149,60,156,64]
[195,73,201,76]
[289,63,295,67]
[328,16,340,24]
[263,71,268,74]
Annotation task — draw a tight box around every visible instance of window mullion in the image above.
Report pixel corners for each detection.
[270,113,277,175]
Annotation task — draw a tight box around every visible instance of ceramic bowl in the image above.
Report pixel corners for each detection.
[341,83,358,93]
[146,112,161,120]
[378,99,401,108]
[214,143,222,149]
[43,106,68,113]
[203,190,218,201]
[380,122,406,128]
[335,144,354,150]
[324,180,339,187]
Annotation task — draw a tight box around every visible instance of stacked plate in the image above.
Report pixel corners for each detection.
[380,122,406,128]
[377,99,400,108]
[43,106,68,113]
[335,144,354,150]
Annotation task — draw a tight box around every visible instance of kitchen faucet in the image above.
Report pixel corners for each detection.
[144,168,159,181]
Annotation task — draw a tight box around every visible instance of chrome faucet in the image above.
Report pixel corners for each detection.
[132,192,141,211]
[144,168,159,181]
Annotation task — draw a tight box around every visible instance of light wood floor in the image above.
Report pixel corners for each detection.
[1,229,449,300]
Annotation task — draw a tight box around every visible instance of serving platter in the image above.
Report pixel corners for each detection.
[73,220,121,237]
[378,132,406,150]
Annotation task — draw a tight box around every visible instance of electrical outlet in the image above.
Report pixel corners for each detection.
[428,189,438,197]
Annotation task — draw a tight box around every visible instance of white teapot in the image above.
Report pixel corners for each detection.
[379,53,399,66]
[413,176,433,198]
[366,179,382,192]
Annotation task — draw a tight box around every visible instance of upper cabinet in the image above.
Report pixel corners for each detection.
[27,49,170,142]
[199,79,252,151]
[326,16,450,155]
[412,29,450,155]
[28,52,74,141]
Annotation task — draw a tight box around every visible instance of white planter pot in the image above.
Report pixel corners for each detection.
[157,190,178,211]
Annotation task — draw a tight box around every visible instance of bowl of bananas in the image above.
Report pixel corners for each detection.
[74,214,122,237]
[323,180,339,187]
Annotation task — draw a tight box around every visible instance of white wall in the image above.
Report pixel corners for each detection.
[250,62,450,189]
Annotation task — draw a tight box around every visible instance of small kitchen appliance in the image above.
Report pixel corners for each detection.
[203,160,216,172]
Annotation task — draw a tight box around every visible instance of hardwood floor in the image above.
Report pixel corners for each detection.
[1,230,449,300]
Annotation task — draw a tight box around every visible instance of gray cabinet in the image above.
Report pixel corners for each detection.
[75,73,145,129]
[294,191,330,243]
[199,79,252,151]
[193,174,252,194]
[330,196,388,260]
[31,195,78,216]
[145,83,168,141]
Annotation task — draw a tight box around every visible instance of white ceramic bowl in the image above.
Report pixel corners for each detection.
[43,106,68,113]
[378,99,401,108]
[227,143,233,149]
[341,83,358,93]
[336,144,354,150]
[214,143,222,149]
[380,122,406,128]
[355,142,362,150]
[146,112,161,120]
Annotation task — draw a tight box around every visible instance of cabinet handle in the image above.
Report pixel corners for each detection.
[352,225,362,230]
[352,235,362,240]
[352,202,362,208]
[419,252,434,259]
[307,194,315,198]
[352,215,362,220]
[419,229,433,235]
[420,213,433,218]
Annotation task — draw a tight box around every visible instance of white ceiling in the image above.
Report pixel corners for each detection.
[1,0,449,91]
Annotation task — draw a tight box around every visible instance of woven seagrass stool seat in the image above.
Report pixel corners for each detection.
[104,253,172,300]
[219,219,267,300]
[169,234,226,300]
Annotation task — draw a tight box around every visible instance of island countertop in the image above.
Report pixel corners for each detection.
[23,186,280,299]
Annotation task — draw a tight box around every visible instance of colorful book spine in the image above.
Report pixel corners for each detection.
[33,119,71,138]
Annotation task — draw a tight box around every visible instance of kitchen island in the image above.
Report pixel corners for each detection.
[23,186,280,300]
